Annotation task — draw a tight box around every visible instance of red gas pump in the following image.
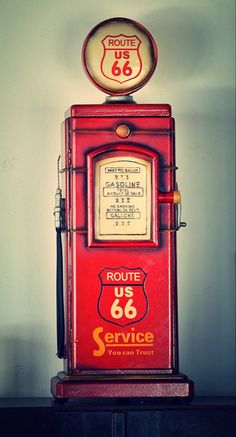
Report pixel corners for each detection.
[51,17,194,399]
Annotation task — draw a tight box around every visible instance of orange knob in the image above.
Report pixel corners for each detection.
[115,124,131,138]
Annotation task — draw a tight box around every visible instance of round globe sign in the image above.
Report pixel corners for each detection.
[82,17,158,96]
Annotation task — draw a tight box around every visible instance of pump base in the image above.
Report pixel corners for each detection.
[51,372,194,400]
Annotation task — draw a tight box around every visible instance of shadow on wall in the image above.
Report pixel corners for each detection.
[0,324,56,397]
[142,6,215,83]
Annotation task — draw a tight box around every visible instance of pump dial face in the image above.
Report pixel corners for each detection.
[82,17,158,95]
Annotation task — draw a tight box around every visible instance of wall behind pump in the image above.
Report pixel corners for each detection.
[0,0,235,396]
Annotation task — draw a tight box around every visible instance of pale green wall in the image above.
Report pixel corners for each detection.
[0,0,235,396]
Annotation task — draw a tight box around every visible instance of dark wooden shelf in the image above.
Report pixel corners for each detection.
[0,397,235,436]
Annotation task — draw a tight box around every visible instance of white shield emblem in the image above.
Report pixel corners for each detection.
[101,34,142,84]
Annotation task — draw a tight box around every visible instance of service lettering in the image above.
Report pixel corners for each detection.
[93,326,154,357]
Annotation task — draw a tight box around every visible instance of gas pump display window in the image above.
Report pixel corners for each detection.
[95,156,151,240]
[87,145,159,247]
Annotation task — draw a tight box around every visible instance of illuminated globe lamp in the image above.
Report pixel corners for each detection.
[82,17,158,101]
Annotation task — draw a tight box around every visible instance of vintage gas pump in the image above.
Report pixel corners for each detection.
[51,17,194,399]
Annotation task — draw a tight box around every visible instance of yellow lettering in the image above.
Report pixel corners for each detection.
[104,333,114,343]
[136,332,145,342]
[93,326,154,357]
[93,327,105,357]
[145,332,154,343]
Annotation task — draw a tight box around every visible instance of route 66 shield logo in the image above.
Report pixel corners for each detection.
[101,34,142,84]
[98,266,148,327]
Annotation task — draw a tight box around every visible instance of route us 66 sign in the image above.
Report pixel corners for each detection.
[101,34,142,84]
[82,17,158,95]
[98,266,148,327]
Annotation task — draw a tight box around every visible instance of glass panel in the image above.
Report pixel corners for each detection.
[95,156,151,240]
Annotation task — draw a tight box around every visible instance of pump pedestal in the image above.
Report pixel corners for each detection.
[51,372,194,400]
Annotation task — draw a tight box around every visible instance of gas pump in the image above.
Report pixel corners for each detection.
[51,17,194,399]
